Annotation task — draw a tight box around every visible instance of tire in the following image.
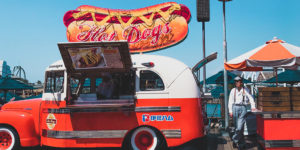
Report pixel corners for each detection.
[123,126,167,150]
[0,126,20,150]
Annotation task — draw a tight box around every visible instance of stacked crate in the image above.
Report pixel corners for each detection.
[291,87,300,111]
[258,87,300,112]
[258,87,291,111]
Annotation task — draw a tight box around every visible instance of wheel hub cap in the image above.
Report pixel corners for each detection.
[135,131,154,150]
[0,131,12,149]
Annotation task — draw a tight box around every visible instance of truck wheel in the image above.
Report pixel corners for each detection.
[124,127,167,150]
[0,127,20,150]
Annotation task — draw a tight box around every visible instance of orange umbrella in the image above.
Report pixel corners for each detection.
[225,37,300,71]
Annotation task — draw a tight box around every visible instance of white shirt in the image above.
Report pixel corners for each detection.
[228,87,256,113]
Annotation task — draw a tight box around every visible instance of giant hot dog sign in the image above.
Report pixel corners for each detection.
[63,2,191,53]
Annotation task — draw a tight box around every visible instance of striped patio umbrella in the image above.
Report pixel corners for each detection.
[225,37,300,71]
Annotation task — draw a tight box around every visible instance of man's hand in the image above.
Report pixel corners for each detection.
[229,113,233,118]
[251,108,260,112]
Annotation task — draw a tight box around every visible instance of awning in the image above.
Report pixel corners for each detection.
[225,37,300,71]
[264,70,300,84]
[201,70,251,84]
[0,77,34,90]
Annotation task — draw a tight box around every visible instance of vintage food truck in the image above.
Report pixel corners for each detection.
[0,41,209,150]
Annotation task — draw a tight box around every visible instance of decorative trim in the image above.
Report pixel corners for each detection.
[45,130,128,139]
[46,106,181,114]
[135,106,181,112]
[256,112,300,119]
[257,135,300,148]
[161,129,181,138]
[44,129,181,139]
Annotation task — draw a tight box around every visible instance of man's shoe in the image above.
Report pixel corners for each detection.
[233,142,238,148]
[237,143,246,150]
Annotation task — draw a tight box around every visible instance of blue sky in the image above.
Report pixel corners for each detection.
[0,0,300,83]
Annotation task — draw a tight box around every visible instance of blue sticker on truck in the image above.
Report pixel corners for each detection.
[142,114,174,122]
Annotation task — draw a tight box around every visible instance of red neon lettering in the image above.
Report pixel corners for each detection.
[76,23,172,44]
[141,29,151,39]
[77,25,116,42]
[77,25,94,41]
[91,27,107,41]
[98,32,108,41]
[91,27,105,41]
[124,26,141,43]
[162,22,171,34]
[109,32,117,41]
[151,25,162,45]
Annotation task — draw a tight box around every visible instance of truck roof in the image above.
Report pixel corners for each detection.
[46,60,65,71]
[47,54,190,88]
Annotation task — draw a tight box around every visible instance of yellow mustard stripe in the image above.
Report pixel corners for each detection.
[72,3,181,28]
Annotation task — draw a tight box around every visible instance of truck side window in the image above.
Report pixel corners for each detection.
[140,70,164,91]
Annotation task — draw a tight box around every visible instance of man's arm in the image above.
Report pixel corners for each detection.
[228,88,234,116]
[245,88,256,110]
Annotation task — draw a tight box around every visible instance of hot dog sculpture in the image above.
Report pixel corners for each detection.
[63,2,191,53]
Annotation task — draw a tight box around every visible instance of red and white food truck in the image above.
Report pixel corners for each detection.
[0,41,213,150]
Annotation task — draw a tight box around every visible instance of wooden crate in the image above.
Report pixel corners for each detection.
[292,98,300,110]
[258,87,300,112]
[291,88,300,98]
[259,87,289,92]
[291,87,300,111]
[293,106,300,111]
[258,106,291,112]
[258,87,292,112]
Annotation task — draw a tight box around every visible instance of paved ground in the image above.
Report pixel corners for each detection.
[207,128,261,150]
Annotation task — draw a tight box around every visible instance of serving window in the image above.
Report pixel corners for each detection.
[58,41,134,107]
[67,71,135,107]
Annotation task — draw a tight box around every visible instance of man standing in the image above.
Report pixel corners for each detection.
[228,76,257,149]
[97,74,114,99]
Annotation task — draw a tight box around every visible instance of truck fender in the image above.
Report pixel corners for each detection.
[0,111,40,147]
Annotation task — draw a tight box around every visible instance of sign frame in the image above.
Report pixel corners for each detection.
[58,41,133,74]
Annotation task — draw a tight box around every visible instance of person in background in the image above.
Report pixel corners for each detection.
[97,74,114,99]
[228,76,257,149]
[0,97,5,105]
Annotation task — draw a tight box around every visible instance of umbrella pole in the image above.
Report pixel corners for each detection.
[275,68,278,87]
[202,22,207,92]
[222,0,229,129]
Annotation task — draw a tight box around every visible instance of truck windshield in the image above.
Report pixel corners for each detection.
[45,71,64,93]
